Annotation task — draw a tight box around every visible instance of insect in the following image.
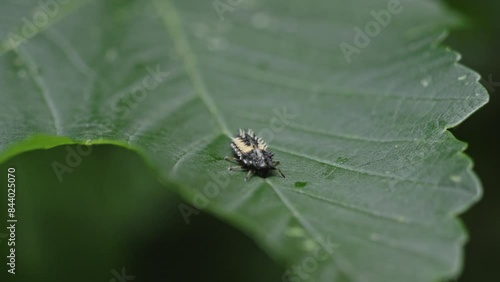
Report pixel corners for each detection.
[225,129,285,181]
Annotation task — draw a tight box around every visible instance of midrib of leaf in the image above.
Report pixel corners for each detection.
[153,0,231,137]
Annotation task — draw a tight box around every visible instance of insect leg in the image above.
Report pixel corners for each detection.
[244,170,255,181]
[228,166,244,171]
[275,167,285,178]
[224,156,239,164]
[272,161,281,166]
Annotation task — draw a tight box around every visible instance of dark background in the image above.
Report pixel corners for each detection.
[444,0,500,281]
[0,1,498,281]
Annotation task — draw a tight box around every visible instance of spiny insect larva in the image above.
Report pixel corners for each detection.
[225,129,285,181]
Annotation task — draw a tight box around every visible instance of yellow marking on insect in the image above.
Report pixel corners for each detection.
[233,138,253,153]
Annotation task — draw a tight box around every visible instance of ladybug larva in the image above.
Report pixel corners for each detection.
[225,129,285,181]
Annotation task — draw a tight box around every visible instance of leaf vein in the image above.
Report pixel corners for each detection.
[271,146,474,197]
[265,179,355,281]
[17,49,63,135]
[155,0,231,137]
[170,133,221,175]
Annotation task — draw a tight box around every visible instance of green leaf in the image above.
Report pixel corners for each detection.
[0,0,488,281]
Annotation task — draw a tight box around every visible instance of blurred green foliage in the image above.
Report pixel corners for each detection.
[0,145,283,282]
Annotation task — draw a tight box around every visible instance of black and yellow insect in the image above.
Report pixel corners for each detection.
[225,129,285,181]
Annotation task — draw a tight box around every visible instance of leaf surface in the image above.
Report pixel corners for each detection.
[0,0,488,281]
